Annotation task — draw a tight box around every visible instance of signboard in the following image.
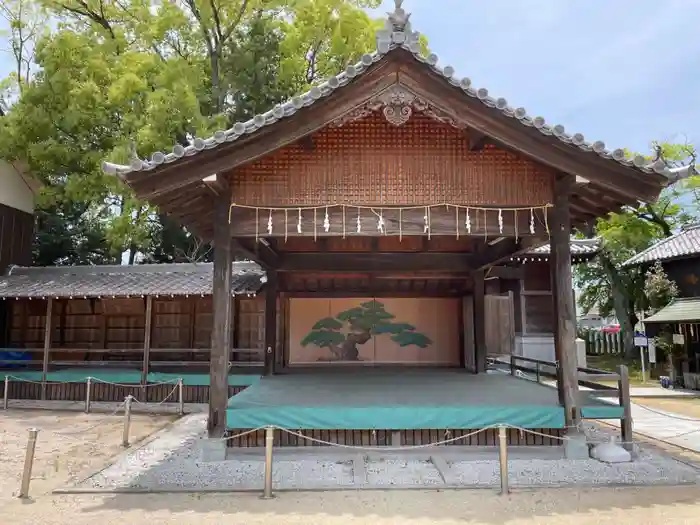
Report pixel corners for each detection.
[673,333,685,345]
[634,336,648,347]
[648,341,656,364]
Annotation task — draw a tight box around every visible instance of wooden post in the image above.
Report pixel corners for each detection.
[550,176,580,427]
[264,271,278,376]
[473,269,487,373]
[41,298,53,400]
[617,364,633,450]
[142,296,153,385]
[208,195,233,439]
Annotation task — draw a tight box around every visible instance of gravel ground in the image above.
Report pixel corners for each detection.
[76,415,700,491]
[0,408,177,502]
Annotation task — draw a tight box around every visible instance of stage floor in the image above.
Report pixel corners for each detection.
[226,369,623,430]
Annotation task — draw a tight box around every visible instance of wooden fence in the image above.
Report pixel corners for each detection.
[583,331,624,355]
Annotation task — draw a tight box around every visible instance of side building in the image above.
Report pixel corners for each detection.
[624,226,700,387]
[0,159,38,355]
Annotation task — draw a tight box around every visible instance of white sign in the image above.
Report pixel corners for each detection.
[673,333,685,345]
[634,336,648,347]
[648,341,656,364]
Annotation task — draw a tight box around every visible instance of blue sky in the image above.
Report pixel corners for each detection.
[1,0,699,155]
[369,0,700,155]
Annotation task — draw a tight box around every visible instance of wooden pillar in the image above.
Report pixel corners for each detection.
[473,269,487,373]
[264,270,278,376]
[550,176,580,426]
[41,298,53,400]
[141,296,153,385]
[208,195,233,439]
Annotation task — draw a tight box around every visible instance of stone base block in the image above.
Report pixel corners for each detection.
[199,438,227,462]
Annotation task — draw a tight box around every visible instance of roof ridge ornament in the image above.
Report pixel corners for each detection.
[376,0,420,54]
[389,0,410,31]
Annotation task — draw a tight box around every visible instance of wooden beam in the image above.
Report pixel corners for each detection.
[41,297,53,400]
[264,271,278,376]
[279,252,473,272]
[550,175,580,427]
[486,266,524,280]
[141,295,153,385]
[208,193,234,439]
[473,269,486,373]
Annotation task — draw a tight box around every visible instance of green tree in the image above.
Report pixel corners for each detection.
[575,142,697,357]
[301,300,432,361]
[0,0,382,264]
[644,261,679,313]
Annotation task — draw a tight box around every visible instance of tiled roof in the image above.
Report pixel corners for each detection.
[0,262,264,298]
[645,298,700,324]
[513,238,601,262]
[622,226,700,267]
[101,3,689,182]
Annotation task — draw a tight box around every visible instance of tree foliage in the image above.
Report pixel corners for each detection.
[644,261,679,314]
[301,300,432,361]
[575,142,697,357]
[0,0,382,264]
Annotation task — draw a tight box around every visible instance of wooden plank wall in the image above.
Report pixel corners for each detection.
[5,296,265,363]
[521,262,555,334]
[225,428,564,447]
[484,294,515,355]
[0,203,34,274]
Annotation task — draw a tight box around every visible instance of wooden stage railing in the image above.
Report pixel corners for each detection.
[490,354,633,449]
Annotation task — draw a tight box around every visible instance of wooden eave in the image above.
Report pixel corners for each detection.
[120,49,669,237]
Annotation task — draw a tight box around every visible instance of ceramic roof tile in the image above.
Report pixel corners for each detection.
[623,226,700,267]
[644,297,700,324]
[513,238,601,262]
[0,262,264,298]
[102,2,686,182]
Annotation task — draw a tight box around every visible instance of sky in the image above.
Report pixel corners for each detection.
[1,0,699,154]
[366,0,700,155]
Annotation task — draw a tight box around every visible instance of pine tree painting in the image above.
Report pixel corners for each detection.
[300,300,432,361]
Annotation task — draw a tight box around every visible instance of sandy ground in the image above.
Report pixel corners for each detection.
[2,409,700,525]
[0,408,177,502]
[635,397,700,419]
[3,487,700,525]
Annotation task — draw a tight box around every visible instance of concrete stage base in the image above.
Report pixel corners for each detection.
[199,438,227,462]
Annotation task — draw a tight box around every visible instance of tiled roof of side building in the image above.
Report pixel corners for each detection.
[645,297,700,324]
[101,2,691,183]
[622,225,700,267]
[512,238,601,262]
[0,262,264,298]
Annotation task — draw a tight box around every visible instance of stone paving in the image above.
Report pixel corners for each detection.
[602,398,700,452]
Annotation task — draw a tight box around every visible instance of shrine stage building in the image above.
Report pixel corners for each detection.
[99,2,689,448]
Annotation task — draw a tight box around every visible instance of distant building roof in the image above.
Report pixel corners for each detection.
[512,238,601,263]
[0,262,264,299]
[645,297,700,324]
[623,226,700,267]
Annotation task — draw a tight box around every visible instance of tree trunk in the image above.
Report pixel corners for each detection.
[601,254,637,358]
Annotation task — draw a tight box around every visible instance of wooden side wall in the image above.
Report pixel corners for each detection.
[4,296,266,364]
[0,202,34,274]
[520,263,555,334]
[225,427,564,447]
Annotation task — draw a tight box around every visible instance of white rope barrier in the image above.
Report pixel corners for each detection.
[5,374,179,388]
